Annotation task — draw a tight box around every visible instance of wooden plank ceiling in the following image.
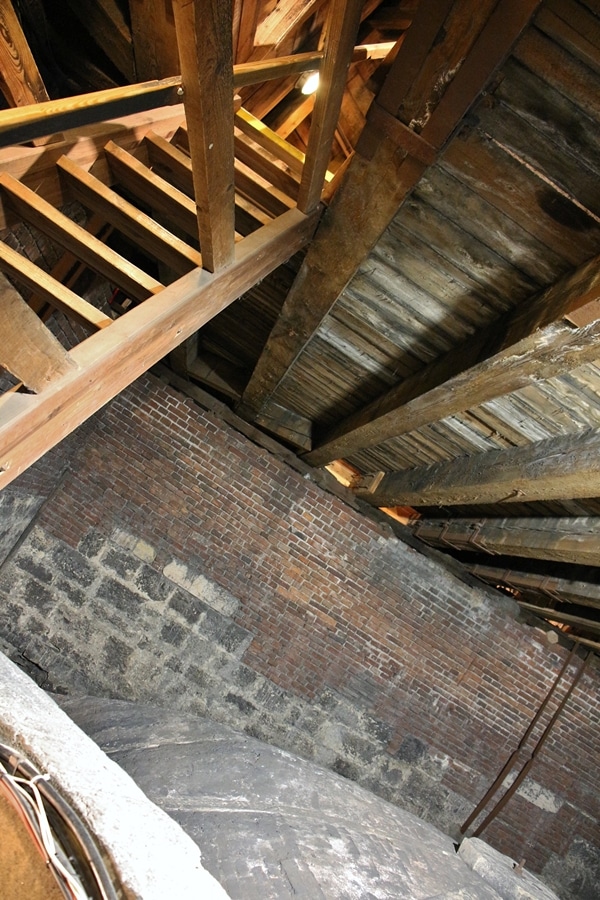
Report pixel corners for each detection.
[1,0,600,648]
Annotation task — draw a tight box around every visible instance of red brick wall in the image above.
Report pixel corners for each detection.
[27,373,600,887]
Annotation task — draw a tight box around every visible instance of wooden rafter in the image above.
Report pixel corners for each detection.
[355,428,600,508]
[0,207,320,490]
[467,563,600,609]
[239,0,542,419]
[305,253,600,465]
[415,517,600,567]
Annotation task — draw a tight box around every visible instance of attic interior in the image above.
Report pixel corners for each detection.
[0,0,599,897]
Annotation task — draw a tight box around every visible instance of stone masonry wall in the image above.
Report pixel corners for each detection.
[0,373,598,900]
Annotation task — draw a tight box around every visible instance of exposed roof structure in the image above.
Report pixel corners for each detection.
[1,0,600,647]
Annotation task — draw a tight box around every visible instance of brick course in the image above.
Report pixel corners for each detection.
[0,372,598,899]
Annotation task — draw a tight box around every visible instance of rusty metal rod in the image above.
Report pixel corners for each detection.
[471,651,588,838]
[460,643,578,834]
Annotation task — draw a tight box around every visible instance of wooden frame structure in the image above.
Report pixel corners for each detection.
[1,0,600,643]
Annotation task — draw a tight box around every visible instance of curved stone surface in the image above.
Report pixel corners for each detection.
[458,839,559,900]
[61,696,507,900]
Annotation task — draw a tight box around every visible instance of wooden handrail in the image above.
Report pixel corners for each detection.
[0,52,325,147]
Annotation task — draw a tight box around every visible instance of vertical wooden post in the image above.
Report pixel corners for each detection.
[297,0,363,213]
[172,0,236,272]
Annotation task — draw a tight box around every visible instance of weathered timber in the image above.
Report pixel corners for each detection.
[297,0,363,213]
[239,0,542,419]
[0,273,77,392]
[414,516,600,567]
[356,428,600,508]
[305,253,600,466]
[0,173,163,303]
[172,0,235,271]
[57,156,202,277]
[468,562,600,609]
[518,601,600,634]
[145,131,266,234]
[0,206,320,488]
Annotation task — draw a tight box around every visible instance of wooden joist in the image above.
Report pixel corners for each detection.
[104,141,199,240]
[305,252,600,466]
[172,0,235,271]
[356,428,600,508]
[0,206,320,489]
[415,516,600,567]
[0,239,111,331]
[145,131,269,233]
[0,1,51,109]
[58,156,202,277]
[0,173,163,303]
[239,0,542,419]
[0,273,77,392]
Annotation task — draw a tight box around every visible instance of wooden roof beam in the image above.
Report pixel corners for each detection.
[172,0,235,272]
[306,252,600,466]
[355,428,600,508]
[467,563,600,610]
[239,0,542,419]
[0,206,320,489]
[414,516,600,567]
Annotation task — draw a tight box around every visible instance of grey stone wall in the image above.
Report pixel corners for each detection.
[0,523,470,836]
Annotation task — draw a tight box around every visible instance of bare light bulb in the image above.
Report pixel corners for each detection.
[299,71,320,95]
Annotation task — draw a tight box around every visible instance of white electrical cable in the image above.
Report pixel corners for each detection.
[0,760,90,899]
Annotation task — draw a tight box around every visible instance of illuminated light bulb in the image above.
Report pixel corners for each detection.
[299,71,320,95]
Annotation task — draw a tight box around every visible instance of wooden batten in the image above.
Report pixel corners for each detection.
[58,156,202,277]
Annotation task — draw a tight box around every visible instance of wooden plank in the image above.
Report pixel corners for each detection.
[234,132,300,200]
[297,0,363,212]
[57,155,202,277]
[234,51,323,88]
[235,107,308,178]
[172,0,235,271]
[236,0,262,63]
[357,428,600,508]
[305,254,600,466]
[0,239,111,331]
[415,516,600,566]
[0,205,320,488]
[104,140,199,239]
[0,173,163,303]
[240,0,542,419]
[0,272,77,392]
